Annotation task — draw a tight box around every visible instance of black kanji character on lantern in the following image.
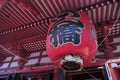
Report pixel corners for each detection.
[48,20,84,48]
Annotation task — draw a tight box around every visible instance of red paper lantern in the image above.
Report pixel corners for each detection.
[46,11,97,71]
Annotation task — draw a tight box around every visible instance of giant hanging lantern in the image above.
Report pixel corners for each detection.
[46,11,98,71]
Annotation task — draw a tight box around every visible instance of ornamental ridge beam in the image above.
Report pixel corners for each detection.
[0,18,52,35]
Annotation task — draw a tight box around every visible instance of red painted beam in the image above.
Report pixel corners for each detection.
[0,60,109,76]
[84,60,107,68]
[19,66,54,74]
[0,67,18,72]
[20,36,46,44]
[67,70,102,76]
[0,60,106,76]
[96,52,120,59]
[0,66,55,76]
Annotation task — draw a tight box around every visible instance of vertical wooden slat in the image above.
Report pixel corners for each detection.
[66,0,72,10]
[54,0,63,12]
[110,3,116,19]
[77,0,82,8]
[37,0,51,18]
[98,7,101,23]
[72,0,77,9]
[115,2,120,19]
[60,0,67,10]
[89,0,94,22]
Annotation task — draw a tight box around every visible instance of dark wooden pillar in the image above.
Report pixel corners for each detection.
[11,43,28,70]
[53,68,58,80]
[103,26,114,59]
[67,75,72,80]
[17,47,28,70]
